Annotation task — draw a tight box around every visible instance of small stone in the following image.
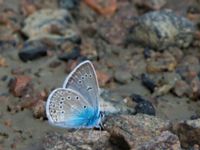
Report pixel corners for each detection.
[0,56,7,67]
[84,0,117,16]
[58,0,80,10]
[190,77,200,100]
[172,118,200,149]
[146,51,177,73]
[128,10,195,50]
[58,47,80,61]
[20,0,39,16]
[32,100,46,119]
[168,47,183,63]
[97,1,137,45]
[114,69,132,84]
[134,0,166,10]
[48,61,61,68]
[22,9,78,42]
[96,70,111,86]
[173,80,191,97]
[152,72,181,96]
[141,73,156,93]
[9,75,32,97]
[80,38,97,58]
[131,94,156,116]
[176,55,200,82]
[18,41,47,62]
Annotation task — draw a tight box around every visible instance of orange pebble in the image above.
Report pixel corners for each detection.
[84,0,117,16]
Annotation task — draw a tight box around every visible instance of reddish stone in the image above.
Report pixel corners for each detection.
[0,57,7,67]
[9,75,32,97]
[96,70,111,86]
[84,0,117,16]
[20,0,39,16]
[32,99,46,119]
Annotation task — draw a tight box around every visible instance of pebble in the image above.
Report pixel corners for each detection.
[141,73,156,93]
[20,0,39,16]
[96,70,111,86]
[0,56,7,67]
[22,9,79,42]
[152,72,181,96]
[128,10,195,50]
[173,80,191,97]
[18,41,47,62]
[114,69,132,84]
[134,0,166,10]
[84,0,117,16]
[176,55,200,82]
[97,1,137,45]
[9,75,32,97]
[172,118,200,149]
[58,47,80,61]
[58,0,80,10]
[146,51,177,73]
[131,94,156,116]
[32,100,46,119]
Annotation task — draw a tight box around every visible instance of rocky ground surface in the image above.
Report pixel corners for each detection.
[0,0,200,149]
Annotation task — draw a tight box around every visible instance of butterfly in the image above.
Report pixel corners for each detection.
[46,60,103,129]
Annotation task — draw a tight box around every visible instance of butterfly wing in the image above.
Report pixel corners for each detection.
[46,88,97,128]
[62,60,100,114]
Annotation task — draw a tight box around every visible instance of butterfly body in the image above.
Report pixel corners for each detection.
[46,61,102,129]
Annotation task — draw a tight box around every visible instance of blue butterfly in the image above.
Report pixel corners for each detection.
[46,60,103,129]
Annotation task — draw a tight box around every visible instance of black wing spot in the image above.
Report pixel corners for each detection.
[61,111,64,114]
[89,74,92,78]
[61,97,64,101]
[67,96,71,100]
[59,106,63,109]
[78,80,82,84]
[76,96,79,100]
[81,76,85,80]
[87,86,92,91]
[60,101,63,104]
[85,74,88,77]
